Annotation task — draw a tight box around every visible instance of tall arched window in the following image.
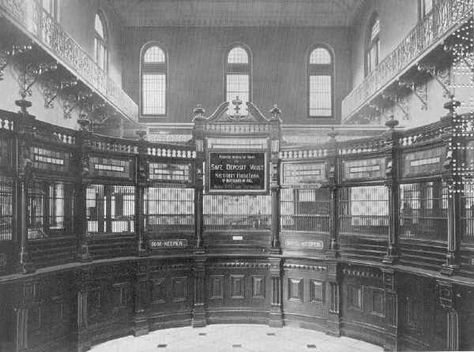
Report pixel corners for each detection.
[225,45,251,115]
[141,45,167,117]
[94,12,107,72]
[419,0,434,19]
[365,13,380,76]
[40,0,58,19]
[308,46,334,118]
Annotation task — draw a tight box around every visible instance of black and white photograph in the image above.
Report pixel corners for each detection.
[0,0,473,351]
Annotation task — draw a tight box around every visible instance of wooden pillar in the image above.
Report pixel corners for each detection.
[383,118,400,264]
[326,262,341,336]
[75,268,91,352]
[14,114,35,274]
[327,129,339,255]
[441,98,462,275]
[382,268,399,352]
[136,131,148,257]
[268,257,283,327]
[76,124,91,262]
[195,185,204,250]
[132,261,150,337]
[437,280,459,351]
[192,255,206,327]
[271,184,280,249]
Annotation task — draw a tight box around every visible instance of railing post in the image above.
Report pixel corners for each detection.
[132,261,150,337]
[268,258,283,327]
[192,255,206,327]
[327,129,339,256]
[441,97,462,275]
[75,267,92,352]
[437,280,459,351]
[326,262,341,336]
[136,130,148,257]
[270,105,282,251]
[382,268,399,351]
[76,118,91,262]
[14,110,35,274]
[383,117,400,264]
[192,105,206,252]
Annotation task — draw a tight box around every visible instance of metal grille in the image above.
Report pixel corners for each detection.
[86,185,135,234]
[144,187,194,232]
[280,188,330,233]
[462,183,474,242]
[28,182,45,239]
[400,181,448,241]
[339,185,389,236]
[203,195,271,231]
[0,176,13,241]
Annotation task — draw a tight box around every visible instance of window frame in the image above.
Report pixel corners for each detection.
[365,13,380,77]
[224,44,252,116]
[139,42,168,121]
[419,0,435,20]
[307,45,335,119]
[94,11,108,73]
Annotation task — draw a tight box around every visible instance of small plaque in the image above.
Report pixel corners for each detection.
[284,240,324,250]
[402,146,445,177]
[343,158,385,180]
[281,162,326,185]
[232,235,243,241]
[149,239,188,249]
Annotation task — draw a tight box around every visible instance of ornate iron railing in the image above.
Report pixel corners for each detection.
[0,0,138,121]
[342,0,473,122]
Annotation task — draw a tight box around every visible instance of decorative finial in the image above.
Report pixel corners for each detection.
[136,130,147,140]
[193,104,205,120]
[269,104,281,119]
[442,94,461,121]
[385,115,399,130]
[327,126,338,140]
[78,114,90,131]
[231,96,243,116]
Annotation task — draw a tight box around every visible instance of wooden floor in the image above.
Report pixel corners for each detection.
[90,324,384,352]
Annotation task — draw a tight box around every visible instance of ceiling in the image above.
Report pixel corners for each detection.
[106,0,367,27]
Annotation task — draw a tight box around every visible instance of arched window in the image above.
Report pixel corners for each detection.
[141,45,167,117]
[225,45,251,115]
[419,0,434,19]
[40,0,58,19]
[365,13,380,76]
[308,46,334,118]
[94,12,107,71]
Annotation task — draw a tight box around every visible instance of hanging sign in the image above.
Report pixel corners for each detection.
[207,152,267,193]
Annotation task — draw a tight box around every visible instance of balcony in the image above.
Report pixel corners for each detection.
[342,0,473,123]
[0,0,138,122]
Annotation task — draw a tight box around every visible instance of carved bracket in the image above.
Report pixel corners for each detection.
[42,78,78,109]
[417,63,452,97]
[398,79,428,110]
[382,92,409,120]
[15,61,58,99]
[437,280,455,310]
[0,43,32,81]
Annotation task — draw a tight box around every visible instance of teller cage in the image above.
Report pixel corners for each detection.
[0,103,474,352]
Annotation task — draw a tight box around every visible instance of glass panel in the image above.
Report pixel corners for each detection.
[95,14,105,39]
[226,74,249,116]
[228,47,249,64]
[400,181,448,241]
[110,186,135,233]
[339,185,389,236]
[371,17,380,41]
[28,182,46,239]
[142,73,166,115]
[48,183,65,230]
[203,195,271,231]
[86,184,105,233]
[280,188,330,232]
[309,48,331,64]
[309,75,332,117]
[462,183,474,242]
[144,46,165,63]
[144,187,194,232]
[0,176,13,241]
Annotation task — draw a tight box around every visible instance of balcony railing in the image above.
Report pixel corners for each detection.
[342,0,473,123]
[0,0,138,122]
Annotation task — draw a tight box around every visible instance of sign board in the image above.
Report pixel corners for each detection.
[207,152,267,193]
[149,239,188,249]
